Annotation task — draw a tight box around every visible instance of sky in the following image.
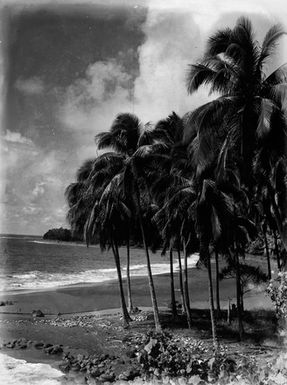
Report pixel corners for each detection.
[1,0,287,235]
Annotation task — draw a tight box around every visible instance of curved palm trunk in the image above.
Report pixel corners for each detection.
[177,246,186,314]
[215,250,221,314]
[111,236,132,326]
[235,250,244,341]
[273,230,281,271]
[183,240,192,329]
[169,249,177,319]
[135,189,161,332]
[126,235,134,312]
[263,228,271,280]
[206,250,218,351]
[240,291,244,313]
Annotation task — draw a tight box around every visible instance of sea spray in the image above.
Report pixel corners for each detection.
[0,352,64,385]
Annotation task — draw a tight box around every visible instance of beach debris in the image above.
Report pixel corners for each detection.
[32,309,45,317]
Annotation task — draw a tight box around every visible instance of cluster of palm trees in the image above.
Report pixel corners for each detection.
[65,18,287,348]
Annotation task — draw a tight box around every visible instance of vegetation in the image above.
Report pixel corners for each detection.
[66,15,287,363]
[43,227,81,242]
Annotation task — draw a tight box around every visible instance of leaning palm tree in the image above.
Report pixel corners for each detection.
[66,157,132,326]
[95,113,162,331]
[84,175,133,326]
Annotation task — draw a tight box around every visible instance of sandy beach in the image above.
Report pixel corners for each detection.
[0,255,273,348]
[0,254,276,385]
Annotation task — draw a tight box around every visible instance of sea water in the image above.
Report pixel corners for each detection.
[0,235,199,384]
[0,352,65,385]
[0,234,199,292]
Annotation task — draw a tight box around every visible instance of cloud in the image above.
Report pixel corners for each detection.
[3,129,34,145]
[32,182,46,199]
[59,3,214,140]
[61,60,132,134]
[3,0,287,235]
[15,77,44,95]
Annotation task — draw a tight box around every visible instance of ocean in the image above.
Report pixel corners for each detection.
[0,234,199,292]
[0,234,199,383]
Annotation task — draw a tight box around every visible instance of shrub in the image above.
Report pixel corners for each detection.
[266,272,287,319]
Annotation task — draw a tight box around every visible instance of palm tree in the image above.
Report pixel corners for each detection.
[84,176,133,326]
[196,179,236,349]
[169,248,178,319]
[186,17,287,250]
[66,157,132,326]
[214,249,221,314]
[153,172,199,329]
[96,113,162,331]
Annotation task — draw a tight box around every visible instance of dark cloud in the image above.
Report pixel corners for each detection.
[2,2,147,235]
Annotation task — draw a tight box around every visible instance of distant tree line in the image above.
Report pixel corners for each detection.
[43,227,84,242]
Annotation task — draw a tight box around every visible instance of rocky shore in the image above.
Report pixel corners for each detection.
[1,309,286,385]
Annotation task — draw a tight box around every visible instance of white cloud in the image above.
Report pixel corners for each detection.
[3,129,34,145]
[15,77,44,95]
[61,60,132,134]
[32,182,46,198]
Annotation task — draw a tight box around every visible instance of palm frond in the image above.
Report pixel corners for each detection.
[256,98,277,139]
[258,24,286,69]
[95,132,113,150]
[263,62,287,87]
[206,27,232,56]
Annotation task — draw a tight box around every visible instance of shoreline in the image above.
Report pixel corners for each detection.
[0,264,273,317]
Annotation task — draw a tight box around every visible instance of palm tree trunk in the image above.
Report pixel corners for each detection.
[206,249,218,351]
[177,245,185,314]
[268,184,287,253]
[135,189,161,332]
[273,230,281,271]
[240,291,244,313]
[215,250,221,314]
[183,240,192,329]
[169,249,177,318]
[111,236,132,326]
[126,235,133,312]
[235,249,244,341]
[263,228,272,280]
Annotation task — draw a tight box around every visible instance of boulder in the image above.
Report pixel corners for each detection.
[33,341,44,349]
[32,309,45,317]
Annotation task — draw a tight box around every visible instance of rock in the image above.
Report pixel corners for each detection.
[45,346,54,354]
[90,368,102,378]
[34,341,44,349]
[52,345,63,354]
[118,373,128,381]
[59,361,70,372]
[126,348,136,358]
[99,373,115,382]
[71,363,81,372]
[32,309,45,318]
[6,341,16,349]
[43,343,53,349]
[0,302,5,306]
